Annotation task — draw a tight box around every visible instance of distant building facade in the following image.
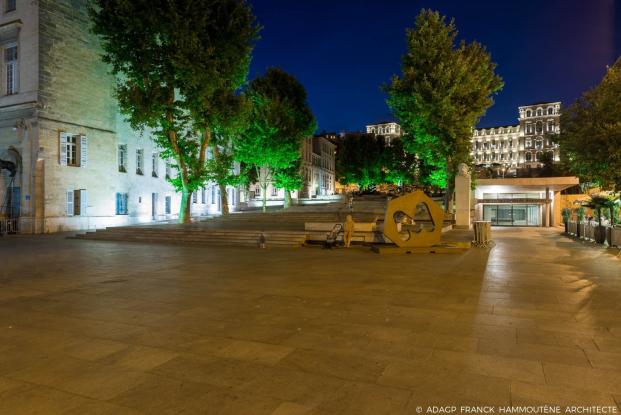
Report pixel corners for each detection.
[248,135,336,205]
[471,102,561,171]
[0,0,240,233]
[301,135,336,198]
[366,122,402,145]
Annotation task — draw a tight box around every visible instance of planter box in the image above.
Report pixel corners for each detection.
[611,227,621,248]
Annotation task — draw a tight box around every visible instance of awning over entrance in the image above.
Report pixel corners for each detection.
[475,177,579,193]
[474,176,579,227]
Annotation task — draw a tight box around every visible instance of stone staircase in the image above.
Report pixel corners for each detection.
[72,195,452,248]
[73,225,308,248]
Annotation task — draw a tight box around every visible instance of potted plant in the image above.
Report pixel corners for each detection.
[575,206,585,239]
[562,207,571,234]
[583,193,618,244]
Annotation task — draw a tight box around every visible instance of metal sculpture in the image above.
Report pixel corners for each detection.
[383,190,445,247]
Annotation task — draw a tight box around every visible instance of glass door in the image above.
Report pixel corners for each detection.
[482,204,541,226]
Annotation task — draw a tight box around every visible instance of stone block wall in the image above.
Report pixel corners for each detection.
[36,0,226,232]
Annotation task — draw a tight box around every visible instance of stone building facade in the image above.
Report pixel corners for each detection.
[0,0,240,233]
[471,102,561,171]
[366,122,402,145]
[248,135,336,206]
[301,135,336,198]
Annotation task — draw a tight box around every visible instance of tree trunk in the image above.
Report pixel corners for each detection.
[283,190,291,209]
[179,187,192,224]
[257,165,269,213]
[219,184,229,215]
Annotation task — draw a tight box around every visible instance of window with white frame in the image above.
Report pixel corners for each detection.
[118,145,127,173]
[136,149,144,175]
[4,43,18,95]
[192,191,197,204]
[547,107,554,115]
[66,189,87,216]
[547,122,554,132]
[201,187,206,204]
[5,0,16,12]
[66,135,77,166]
[152,153,159,177]
[60,133,87,167]
[165,161,172,180]
[271,186,278,197]
[211,186,216,204]
[536,121,543,134]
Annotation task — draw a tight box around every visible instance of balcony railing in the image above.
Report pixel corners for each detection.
[0,218,19,235]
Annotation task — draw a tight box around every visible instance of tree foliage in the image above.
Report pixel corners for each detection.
[90,0,260,222]
[273,159,304,208]
[236,68,316,211]
[386,9,503,209]
[557,56,621,190]
[336,134,386,190]
[382,139,419,186]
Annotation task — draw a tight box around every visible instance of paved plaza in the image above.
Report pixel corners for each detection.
[0,228,620,414]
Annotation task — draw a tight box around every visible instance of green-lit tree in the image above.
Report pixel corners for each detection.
[557,56,621,190]
[273,159,304,208]
[205,94,252,215]
[90,0,259,223]
[236,68,316,211]
[336,133,385,190]
[386,9,503,211]
[382,139,418,186]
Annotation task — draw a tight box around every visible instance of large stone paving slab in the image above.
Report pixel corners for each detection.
[0,228,620,413]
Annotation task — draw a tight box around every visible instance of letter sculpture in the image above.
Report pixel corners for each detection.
[383,190,445,247]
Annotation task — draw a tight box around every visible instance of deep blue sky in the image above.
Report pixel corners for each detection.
[249,0,620,132]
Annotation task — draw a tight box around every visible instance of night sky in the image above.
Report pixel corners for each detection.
[249,0,621,132]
